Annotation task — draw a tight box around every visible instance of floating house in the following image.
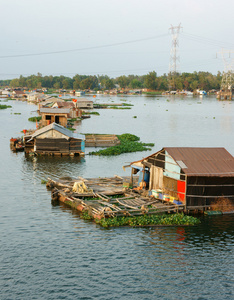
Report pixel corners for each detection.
[126,147,234,211]
[75,91,85,97]
[12,90,26,99]
[39,100,83,126]
[24,122,85,156]
[75,98,93,109]
[39,107,70,127]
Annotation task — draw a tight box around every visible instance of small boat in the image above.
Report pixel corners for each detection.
[10,138,25,152]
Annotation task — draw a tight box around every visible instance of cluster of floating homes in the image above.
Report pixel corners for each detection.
[6,87,234,216]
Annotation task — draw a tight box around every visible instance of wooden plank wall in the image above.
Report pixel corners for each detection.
[36,138,69,152]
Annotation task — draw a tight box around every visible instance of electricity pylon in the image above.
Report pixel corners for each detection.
[168,23,182,90]
[220,49,234,92]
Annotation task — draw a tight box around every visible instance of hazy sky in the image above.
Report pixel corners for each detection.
[1,0,233,79]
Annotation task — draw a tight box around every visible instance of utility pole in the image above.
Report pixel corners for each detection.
[217,49,234,100]
[168,23,182,90]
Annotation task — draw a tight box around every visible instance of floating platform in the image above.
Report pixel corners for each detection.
[84,134,120,147]
[47,176,185,220]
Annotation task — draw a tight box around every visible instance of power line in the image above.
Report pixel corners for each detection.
[0,34,169,59]
[181,32,234,48]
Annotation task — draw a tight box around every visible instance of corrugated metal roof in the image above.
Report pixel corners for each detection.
[133,147,234,177]
[40,108,70,114]
[164,147,234,177]
[30,123,85,140]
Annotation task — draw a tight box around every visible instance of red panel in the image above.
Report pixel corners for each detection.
[177,180,186,201]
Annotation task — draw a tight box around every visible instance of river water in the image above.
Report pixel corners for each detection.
[0,95,234,299]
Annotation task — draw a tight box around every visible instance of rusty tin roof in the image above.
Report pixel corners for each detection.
[163,147,234,177]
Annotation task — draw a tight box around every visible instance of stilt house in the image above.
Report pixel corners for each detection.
[127,147,234,210]
[25,122,85,156]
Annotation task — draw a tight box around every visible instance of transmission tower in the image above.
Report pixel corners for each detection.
[220,49,234,92]
[168,23,182,90]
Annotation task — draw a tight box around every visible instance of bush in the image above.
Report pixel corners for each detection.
[28,116,42,122]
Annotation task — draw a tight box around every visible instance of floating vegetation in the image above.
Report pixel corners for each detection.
[82,111,100,116]
[0,104,12,109]
[41,179,47,184]
[122,103,133,107]
[14,112,21,115]
[133,116,137,118]
[89,133,154,156]
[109,106,131,109]
[28,116,42,122]
[81,212,200,228]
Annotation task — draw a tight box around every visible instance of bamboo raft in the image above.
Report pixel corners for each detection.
[47,176,184,219]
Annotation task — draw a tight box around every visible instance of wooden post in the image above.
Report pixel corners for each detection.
[130,168,133,187]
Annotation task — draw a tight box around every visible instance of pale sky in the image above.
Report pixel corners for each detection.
[0,0,233,79]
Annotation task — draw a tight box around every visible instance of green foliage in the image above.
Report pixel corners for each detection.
[109,106,131,110]
[89,133,153,156]
[0,104,12,109]
[82,111,100,115]
[81,211,94,220]
[95,213,200,228]
[41,179,47,184]
[117,133,140,142]
[122,103,133,107]
[28,116,42,122]
[0,71,222,91]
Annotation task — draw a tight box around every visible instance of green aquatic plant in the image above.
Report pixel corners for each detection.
[28,116,42,122]
[82,111,100,115]
[95,213,200,228]
[0,104,12,109]
[89,133,154,156]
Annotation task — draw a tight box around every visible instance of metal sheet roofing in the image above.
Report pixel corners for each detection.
[40,108,70,114]
[164,147,234,177]
[30,123,85,140]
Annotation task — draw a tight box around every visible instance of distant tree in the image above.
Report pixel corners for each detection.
[10,78,19,88]
[117,75,130,88]
[144,71,157,90]
[53,82,61,89]
[104,78,115,90]
[130,79,142,89]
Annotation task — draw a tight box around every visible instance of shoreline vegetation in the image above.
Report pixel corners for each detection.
[89,133,154,156]
[0,71,222,92]
[81,211,201,228]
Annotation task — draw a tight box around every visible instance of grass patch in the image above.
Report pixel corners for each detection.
[89,133,154,156]
[28,116,42,122]
[88,213,200,228]
[0,104,12,109]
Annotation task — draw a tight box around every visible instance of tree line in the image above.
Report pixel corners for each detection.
[0,71,222,91]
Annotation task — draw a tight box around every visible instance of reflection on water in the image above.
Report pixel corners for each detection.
[0,96,234,299]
